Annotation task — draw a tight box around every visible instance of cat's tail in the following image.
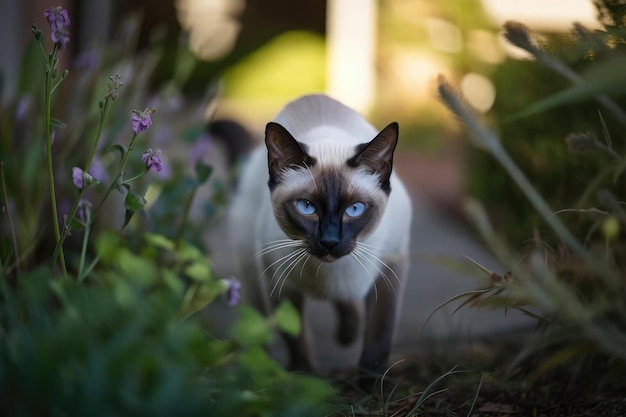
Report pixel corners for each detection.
[206,119,257,168]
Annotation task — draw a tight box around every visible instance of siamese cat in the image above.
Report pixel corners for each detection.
[230,94,412,373]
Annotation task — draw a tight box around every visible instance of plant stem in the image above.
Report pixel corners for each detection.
[49,189,83,271]
[52,130,137,272]
[91,133,138,221]
[122,169,148,185]
[438,76,616,281]
[536,51,626,126]
[78,254,100,282]
[44,45,67,275]
[77,205,91,280]
[85,100,110,173]
[50,96,114,272]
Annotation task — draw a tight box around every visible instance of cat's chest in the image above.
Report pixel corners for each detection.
[259,247,379,301]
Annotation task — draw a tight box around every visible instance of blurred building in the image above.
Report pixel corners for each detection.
[3,0,599,106]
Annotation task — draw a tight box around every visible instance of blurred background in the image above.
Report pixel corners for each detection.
[5,0,626,379]
[1,0,607,240]
[3,2,626,409]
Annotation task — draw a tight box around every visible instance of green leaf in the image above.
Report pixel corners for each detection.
[144,233,175,251]
[274,300,301,336]
[123,209,135,228]
[195,162,213,185]
[180,281,225,319]
[177,240,206,263]
[185,260,211,282]
[50,117,67,128]
[117,250,159,288]
[67,217,85,231]
[232,307,273,347]
[162,269,185,297]
[238,347,284,379]
[96,231,124,263]
[124,191,146,212]
[112,278,137,307]
[509,57,626,120]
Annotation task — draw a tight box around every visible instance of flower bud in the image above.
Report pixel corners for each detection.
[565,132,598,152]
[503,21,538,54]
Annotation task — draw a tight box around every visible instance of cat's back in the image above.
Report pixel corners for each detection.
[274,94,377,146]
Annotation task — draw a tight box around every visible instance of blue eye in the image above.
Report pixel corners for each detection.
[296,199,316,215]
[345,202,365,218]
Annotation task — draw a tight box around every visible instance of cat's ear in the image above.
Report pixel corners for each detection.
[265,122,316,187]
[347,122,399,193]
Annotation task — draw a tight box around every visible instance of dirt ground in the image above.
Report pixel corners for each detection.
[325,343,626,416]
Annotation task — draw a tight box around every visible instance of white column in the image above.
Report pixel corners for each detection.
[326,0,376,113]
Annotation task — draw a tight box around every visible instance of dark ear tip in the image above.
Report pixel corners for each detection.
[265,121,280,133]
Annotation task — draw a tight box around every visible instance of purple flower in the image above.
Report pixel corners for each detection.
[225,277,241,306]
[76,199,92,222]
[72,167,94,190]
[51,27,70,49]
[44,7,71,49]
[72,167,84,189]
[44,7,70,31]
[131,109,154,135]
[142,148,163,172]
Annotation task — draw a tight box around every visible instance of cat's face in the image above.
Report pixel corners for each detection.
[265,122,399,262]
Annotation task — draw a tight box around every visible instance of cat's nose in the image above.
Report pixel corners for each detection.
[321,235,340,250]
[321,224,341,250]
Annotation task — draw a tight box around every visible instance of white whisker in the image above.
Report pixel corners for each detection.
[315,259,324,278]
[357,244,401,286]
[352,244,397,296]
[250,239,301,261]
[267,248,305,296]
[259,247,302,282]
[299,252,311,281]
[355,240,394,253]
[347,250,379,303]
[275,249,309,298]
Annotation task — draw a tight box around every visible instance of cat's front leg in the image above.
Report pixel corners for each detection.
[358,259,407,373]
[334,300,360,346]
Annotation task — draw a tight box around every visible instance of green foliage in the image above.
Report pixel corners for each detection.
[0,9,335,416]
[469,20,626,243]
[273,300,301,337]
[0,264,333,416]
[437,0,626,388]
[0,268,215,416]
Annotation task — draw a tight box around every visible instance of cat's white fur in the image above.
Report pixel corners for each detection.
[230,94,412,371]
[232,95,411,301]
